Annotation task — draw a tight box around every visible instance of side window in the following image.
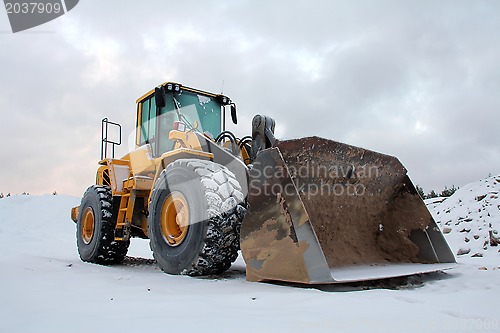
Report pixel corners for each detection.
[139,97,157,154]
[149,96,156,144]
[140,99,150,144]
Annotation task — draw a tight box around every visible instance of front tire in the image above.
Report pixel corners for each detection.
[148,159,246,276]
[76,185,129,264]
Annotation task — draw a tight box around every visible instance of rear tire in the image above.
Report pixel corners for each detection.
[76,185,129,264]
[148,159,246,276]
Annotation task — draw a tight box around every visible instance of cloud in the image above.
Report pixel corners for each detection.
[0,0,499,196]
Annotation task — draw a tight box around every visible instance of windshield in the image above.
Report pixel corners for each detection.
[156,89,222,155]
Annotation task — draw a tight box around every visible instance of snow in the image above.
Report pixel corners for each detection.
[426,175,500,258]
[197,94,211,106]
[1,189,500,333]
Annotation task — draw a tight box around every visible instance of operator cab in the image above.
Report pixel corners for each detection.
[135,82,236,157]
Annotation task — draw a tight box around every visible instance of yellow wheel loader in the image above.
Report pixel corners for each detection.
[71,82,455,284]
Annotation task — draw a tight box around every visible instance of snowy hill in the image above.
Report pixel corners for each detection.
[1,193,500,333]
[426,175,500,258]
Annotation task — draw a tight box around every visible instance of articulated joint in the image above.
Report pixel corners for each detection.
[251,114,276,161]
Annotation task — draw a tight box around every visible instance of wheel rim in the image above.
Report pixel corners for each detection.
[81,207,95,244]
[160,191,189,246]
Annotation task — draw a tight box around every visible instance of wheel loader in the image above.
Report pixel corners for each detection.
[71,81,456,284]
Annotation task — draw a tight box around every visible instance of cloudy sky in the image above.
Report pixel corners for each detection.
[0,0,499,197]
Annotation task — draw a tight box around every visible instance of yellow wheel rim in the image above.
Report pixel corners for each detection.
[160,191,189,246]
[81,207,95,244]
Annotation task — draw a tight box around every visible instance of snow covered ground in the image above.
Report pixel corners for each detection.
[426,175,500,259]
[1,179,499,333]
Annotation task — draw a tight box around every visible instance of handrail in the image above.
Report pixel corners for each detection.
[101,118,122,159]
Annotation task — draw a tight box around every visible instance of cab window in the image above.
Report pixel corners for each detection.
[139,96,157,153]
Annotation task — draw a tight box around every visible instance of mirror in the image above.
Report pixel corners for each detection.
[230,104,237,124]
[155,86,166,108]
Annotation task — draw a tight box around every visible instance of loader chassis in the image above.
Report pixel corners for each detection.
[72,81,456,284]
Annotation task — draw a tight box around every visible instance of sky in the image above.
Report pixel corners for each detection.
[0,0,499,197]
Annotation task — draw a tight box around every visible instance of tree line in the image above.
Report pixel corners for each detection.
[416,185,458,200]
[0,191,58,198]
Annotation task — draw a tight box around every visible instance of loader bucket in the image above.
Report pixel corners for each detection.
[240,136,456,284]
